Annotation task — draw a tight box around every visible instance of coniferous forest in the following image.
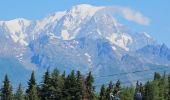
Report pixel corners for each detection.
[0,69,170,100]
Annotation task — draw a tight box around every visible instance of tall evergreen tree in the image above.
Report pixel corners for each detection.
[26,71,39,100]
[86,71,94,99]
[14,83,24,100]
[75,70,83,100]
[63,70,77,99]
[148,80,159,100]
[158,74,167,100]
[40,69,52,100]
[105,81,113,100]
[26,71,36,93]
[26,85,39,100]
[50,68,64,99]
[99,84,106,100]
[168,73,170,100]
[114,80,121,95]
[143,81,150,100]
[1,74,13,100]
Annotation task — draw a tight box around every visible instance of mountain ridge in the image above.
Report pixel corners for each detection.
[0,4,169,87]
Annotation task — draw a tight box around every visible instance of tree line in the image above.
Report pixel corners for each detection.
[0,68,170,100]
[99,72,170,100]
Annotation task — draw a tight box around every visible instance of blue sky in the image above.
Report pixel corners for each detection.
[0,0,170,47]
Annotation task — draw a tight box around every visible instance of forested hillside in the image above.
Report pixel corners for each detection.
[0,69,170,100]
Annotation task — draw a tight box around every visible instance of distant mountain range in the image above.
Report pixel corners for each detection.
[0,4,169,87]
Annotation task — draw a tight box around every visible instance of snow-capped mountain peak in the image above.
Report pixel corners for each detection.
[0,18,31,33]
[0,18,31,46]
[69,4,104,18]
[0,4,155,50]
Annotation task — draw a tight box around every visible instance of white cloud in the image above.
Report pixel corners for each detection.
[98,6,150,26]
[119,7,150,25]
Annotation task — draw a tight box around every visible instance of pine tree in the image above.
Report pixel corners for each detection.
[114,80,121,95]
[26,71,39,100]
[1,74,13,100]
[168,73,170,100]
[99,84,106,100]
[14,83,24,100]
[105,81,113,100]
[143,81,150,100]
[40,69,51,100]
[158,74,166,100]
[148,80,159,100]
[75,70,83,100]
[50,68,64,99]
[26,85,39,100]
[86,71,94,99]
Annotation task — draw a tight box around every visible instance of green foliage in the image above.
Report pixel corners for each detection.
[26,85,39,100]
[14,83,24,100]
[63,70,77,100]
[86,71,95,99]
[105,81,113,100]
[1,74,13,100]
[40,69,52,100]
[50,68,64,99]
[154,72,161,80]
[26,71,39,100]
[113,80,121,95]
[99,84,106,100]
[75,70,83,100]
[120,86,135,100]
[168,73,170,100]
[0,68,169,100]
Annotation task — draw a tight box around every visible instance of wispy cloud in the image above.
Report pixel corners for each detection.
[118,7,150,25]
[99,6,150,26]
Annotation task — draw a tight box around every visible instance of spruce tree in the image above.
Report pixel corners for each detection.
[40,69,51,100]
[1,74,13,100]
[99,84,106,100]
[26,85,39,100]
[86,71,94,100]
[63,70,77,100]
[26,71,39,100]
[105,81,113,100]
[75,70,83,100]
[143,81,150,100]
[50,68,64,99]
[148,80,159,100]
[158,74,166,100]
[114,80,121,95]
[14,83,24,100]
[168,73,170,100]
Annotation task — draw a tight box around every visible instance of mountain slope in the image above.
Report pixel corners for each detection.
[0,4,169,87]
